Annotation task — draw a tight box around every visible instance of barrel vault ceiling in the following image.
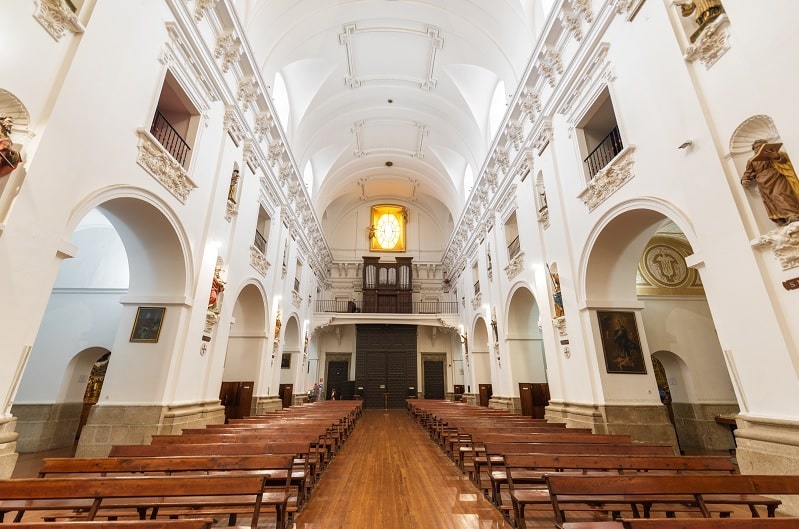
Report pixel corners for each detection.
[235,0,544,250]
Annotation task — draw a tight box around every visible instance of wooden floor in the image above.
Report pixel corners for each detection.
[291,408,514,529]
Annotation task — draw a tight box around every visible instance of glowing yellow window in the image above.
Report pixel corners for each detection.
[369,205,406,251]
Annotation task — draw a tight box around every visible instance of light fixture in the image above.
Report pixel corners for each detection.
[678,140,693,149]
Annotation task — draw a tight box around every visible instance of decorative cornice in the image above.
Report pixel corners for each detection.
[136,130,197,203]
[683,14,730,70]
[507,121,524,151]
[237,77,260,111]
[534,122,554,155]
[504,251,524,281]
[222,106,246,146]
[193,0,218,22]
[579,146,636,211]
[255,113,273,143]
[214,31,242,73]
[611,0,647,21]
[538,48,563,88]
[520,89,541,124]
[268,141,283,167]
[756,223,799,271]
[471,292,483,310]
[561,9,583,42]
[34,0,84,41]
[568,0,594,24]
[495,147,510,173]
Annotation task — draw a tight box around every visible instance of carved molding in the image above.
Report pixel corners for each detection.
[34,0,84,41]
[214,32,242,73]
[204,311,220,334]
[538,207,550,229]
[756,223,799,271]
[561,9,583,42]
[520,89,541,124]
[222,106,246,146]
[136,130,197,203]
[255,113,273,143]
[504,251,524,281]
[193,0,218,22]
[237,77,260,111]
[534,122,554,155]
[683,14,730,70]
[568,0,594,23]
[579,147,636,211]
[471,292,483,310]
[507,121,524,151]
[612,0,647,20]
[538,48,563,88]
[224,199,238,222]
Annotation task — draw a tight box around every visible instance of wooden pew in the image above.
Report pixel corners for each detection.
[504,454,737,529]
[37,454,309,508]
[481,442,675,501]
[0,473,293,529]
[560,517,799,529]
[108,441,319,494]
[5,521,216,529]
[544,474,797,527]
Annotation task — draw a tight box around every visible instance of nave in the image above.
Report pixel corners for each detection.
[291,409,512,529]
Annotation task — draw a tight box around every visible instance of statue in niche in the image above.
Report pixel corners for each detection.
[208,263,226,313]
[547,263,564,318]
[227,168,239,203]
[0,117,22,178]
[742,139,799,226]
[675,0,725,41]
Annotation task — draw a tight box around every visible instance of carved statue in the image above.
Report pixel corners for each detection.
[208,266,225,312]
[675,0,725,41]
[742,139,799,226]
[0,117,22,178]
[227,169,239,203]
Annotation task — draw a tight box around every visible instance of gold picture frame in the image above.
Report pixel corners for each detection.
[129,307,165,343]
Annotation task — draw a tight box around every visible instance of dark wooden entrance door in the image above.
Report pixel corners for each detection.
[355,324,417,409]
[326,361,349,399]
[278,383,293,408]
[478,383,493,407]
[219,381,254,421]
[423,360,445,399]
[519,382,534,417]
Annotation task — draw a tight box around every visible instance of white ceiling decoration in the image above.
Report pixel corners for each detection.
[339,23,443,90]
[352,119,428,159]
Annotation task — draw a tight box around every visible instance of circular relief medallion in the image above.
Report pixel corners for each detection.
[643,244,689,288]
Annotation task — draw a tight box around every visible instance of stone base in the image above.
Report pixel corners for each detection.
[488,396,518,413]
[11,402,83,452]
[735,416,799,516]
[463,393,478,406]
[0,416,19,479]
[254,396,283,414]
[545,400,678,451]
[671,402,738,452]
[75,401,225,458]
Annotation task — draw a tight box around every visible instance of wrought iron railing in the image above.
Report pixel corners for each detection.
[584,125,623,179]
[508,235,521,259]
[315,299,459,314]
[253,231,266,253]
[473,281,481,296]
[150,110,191,166]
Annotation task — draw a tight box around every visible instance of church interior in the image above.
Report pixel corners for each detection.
[2,0,799,522]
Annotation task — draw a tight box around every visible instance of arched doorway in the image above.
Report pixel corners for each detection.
[471,317,492,406]
[220,284,267,421]
[505,286,549,418]
[584,207,737,449]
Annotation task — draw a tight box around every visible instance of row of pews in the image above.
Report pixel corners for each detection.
[0,400,362,529]
[408,399,799,529]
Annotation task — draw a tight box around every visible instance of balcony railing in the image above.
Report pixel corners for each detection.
[584,125,623,179]
[293,278,300,293]
[508,235,521,259]
[150,110,191,166]
[253,231,266,253]
[315,299,459,315]
[473,280,481,296]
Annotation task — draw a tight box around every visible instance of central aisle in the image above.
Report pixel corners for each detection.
[292,408,513,529]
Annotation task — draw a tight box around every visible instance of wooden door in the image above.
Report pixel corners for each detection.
[478,383,492,407]
[278,383,293,408]
[326,361,349,399]
[518,382,534,417]
[530,383,550,419]
[423,360,445,399]
[237,381,253,418]
[355,324,417,409]
[364,352,387,407]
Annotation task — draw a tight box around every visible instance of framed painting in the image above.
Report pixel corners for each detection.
[129,307,165,343]
[281,353,291,369]
[597,310,647,374]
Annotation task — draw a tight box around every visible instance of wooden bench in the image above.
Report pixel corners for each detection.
[504,454,737,529]
[0,473,293,529]
[561,517,799,529]
[4,521,216,529]
[38,454,309,508]
[107,442,318,495]
[544,474,797,527]
[480,442,675,501]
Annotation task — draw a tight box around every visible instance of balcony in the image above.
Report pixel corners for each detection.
[150,110,191,166]
[315,299,459,315]
[584,126,623,180]
[507,236,521,260]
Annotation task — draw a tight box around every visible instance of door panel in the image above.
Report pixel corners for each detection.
[423,360,445,399]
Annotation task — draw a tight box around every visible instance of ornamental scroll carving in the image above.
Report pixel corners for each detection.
[34,0,84,41]
[757,223,799,271]
[579,148,635,211]
[504,251,524,281]
[136,130,197,203]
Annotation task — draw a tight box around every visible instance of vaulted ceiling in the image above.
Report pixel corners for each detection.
[235,0,546,240]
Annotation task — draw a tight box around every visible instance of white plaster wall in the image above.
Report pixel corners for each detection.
[641,297,736,403]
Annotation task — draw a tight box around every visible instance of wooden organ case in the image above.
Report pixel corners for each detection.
[362,256,413,313]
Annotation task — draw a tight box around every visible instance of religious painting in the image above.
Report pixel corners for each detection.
[129,307,165,343]
[597,310,646,374]
[281,353,291,369]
